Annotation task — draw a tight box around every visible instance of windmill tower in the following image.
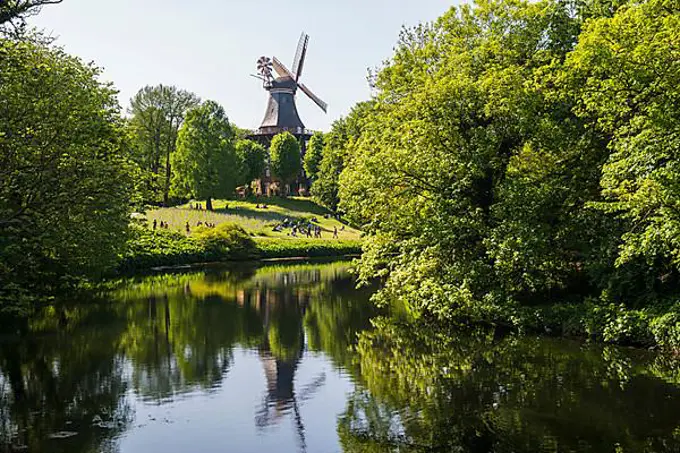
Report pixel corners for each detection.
[250,32,327,146]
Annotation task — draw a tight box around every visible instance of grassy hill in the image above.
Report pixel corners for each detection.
[144,197,361,241]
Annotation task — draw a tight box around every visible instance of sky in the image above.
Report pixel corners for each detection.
[29,0,458,132]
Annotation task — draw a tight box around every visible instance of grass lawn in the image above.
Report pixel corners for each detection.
[144,197,361,241]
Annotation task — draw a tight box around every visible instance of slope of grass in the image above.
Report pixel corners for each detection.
[144,197,361,241]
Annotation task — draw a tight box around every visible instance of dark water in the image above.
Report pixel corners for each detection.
[0,261,679,453]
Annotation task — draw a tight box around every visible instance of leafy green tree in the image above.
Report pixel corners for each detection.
[565,0,680,271]
[129,85,200,205]
[338,0,605,317]
[303,132,324,181]
[312,102,373,211]
[171,100,237,211]
[235,139,267,191]
[269,132,301,195]
[0,40,135,311]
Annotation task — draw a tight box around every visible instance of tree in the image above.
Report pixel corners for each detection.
[171,101,238,211]
[129,85,200,205]
[338,0,607,317]
[0,0,62,37]
[303,132,324,181]
[312,102,373,211]
[235,139,267,192]
[0,40,135,311]
[565,0,680,270]
[269,132,301,195]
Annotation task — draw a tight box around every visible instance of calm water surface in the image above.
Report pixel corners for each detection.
[0,261,679,452]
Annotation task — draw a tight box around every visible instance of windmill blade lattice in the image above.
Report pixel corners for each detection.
[292,32,309,81]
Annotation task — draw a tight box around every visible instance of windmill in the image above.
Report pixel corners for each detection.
[250,32,327,143]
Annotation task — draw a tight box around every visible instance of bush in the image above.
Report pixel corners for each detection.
[191,223,256,259]
[255,238,362,259]
[117,227,204,272]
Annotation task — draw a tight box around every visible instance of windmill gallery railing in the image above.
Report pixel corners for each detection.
[250,126,316,137]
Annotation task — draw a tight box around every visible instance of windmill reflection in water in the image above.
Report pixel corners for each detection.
[249,270,327,452]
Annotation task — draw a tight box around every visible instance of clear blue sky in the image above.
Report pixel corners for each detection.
[30,0,458,132]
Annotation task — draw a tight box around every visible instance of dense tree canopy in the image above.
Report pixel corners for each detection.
[312,101,374,211]
[235,139,267,190]
[269,132,301,193]
[171,100,238,210]
[0,40,135,311]
[129,85,200,204]
[335,0,680,325]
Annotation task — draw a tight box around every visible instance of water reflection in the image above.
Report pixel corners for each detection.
[0,261,678,453]
[341,320,680,452]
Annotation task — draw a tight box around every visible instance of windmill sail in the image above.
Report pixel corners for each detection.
[299,83,328,113]
[292,32,309,81]
[272,57,296,80]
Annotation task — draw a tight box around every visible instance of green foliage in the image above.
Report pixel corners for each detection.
[0,40,135,312]
[303,132,324,180]
[312,102,374,211]
[118,224,257,272]
[190,222,256,259]
[565,0,680,269]
[171,100,238,209]
[128,84,200,204]
[335,0,680,337]
[119,227,359,273]
[235,139,267,186]
[269,132,301,187]
[255,238,362,259]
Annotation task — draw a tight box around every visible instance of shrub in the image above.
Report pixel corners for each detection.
[255,238,362,259]
[191,223,256,259]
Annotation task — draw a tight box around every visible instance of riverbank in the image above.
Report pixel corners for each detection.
[117,226,361,274]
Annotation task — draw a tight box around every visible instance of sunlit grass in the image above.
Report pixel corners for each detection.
[144,197,361,241]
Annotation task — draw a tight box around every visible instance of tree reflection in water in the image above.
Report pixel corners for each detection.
[0,262,677,453]
[339,319,680,453]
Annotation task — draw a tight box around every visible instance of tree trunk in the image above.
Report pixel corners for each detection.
[163,151,171,206]
[206,197,213,211]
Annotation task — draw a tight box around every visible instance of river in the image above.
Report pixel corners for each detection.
[0,261,678,452]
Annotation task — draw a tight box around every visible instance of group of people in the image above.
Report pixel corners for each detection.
[190,203,203,210]
[255,204,269,209]
[185,221,217,234]
[272,217,344,239]
[153,219,170,230]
